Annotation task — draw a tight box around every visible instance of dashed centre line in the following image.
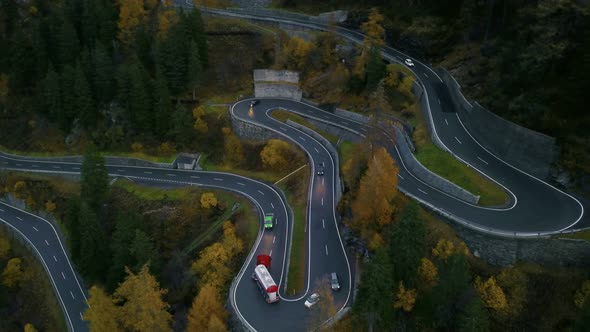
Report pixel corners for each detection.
[325,245,329,256]
[32,226,39,232]
[273,236,276,244]
[445,118,449,126]
[144,171,152,174]
[53,255,58,262]
[237,182,245,186]
[398,174,405,180]
[477,156,489,165]
[454,136,462,145]
[70,291,75,299]
[45,239,50,246]
[166,174,176,177]
[191,176,200,179]
[314,147,319,153]
[418,188,428,195]
[257,190,265,196]
[16,216,22,221]
[271,202,275,209]
[62,272,66,279]
[299,136,306,141]
[213,178,223,181]
[322,218,325,229]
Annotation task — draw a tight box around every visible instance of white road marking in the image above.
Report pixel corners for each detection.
[454,136,462,145]
[32,226,39,232]
[269,250,273,257]
[45,239,50,246]
[321,198,324,206]
[418,188,428,195]
[477,156,489,165]
[322,177,324,185]
[257,190,265,196]
[191,176,200,179]
[322,218,325,229]
[398,174,405,180]
[271,203,275,209]
[237,182,245,186]
[70,291,75,299]
[32,165,39,168]
[62,272,66,279]
[325,245,329,256]
[299,136,306,141]
[73,167,80,170]
[166,173,176,177]
[117,169,125,172]
[80,312,83,320]
[52,166,60,169]
[314,147,319,153]
[273,236,276,244]
[323,115,330,119]
[16,216,22,221]
[340,121,347,125]
[16,163,21,166]
[53,256,57,262]
[438,98,441,105]
[144,171,152,174]
[213,178,223,181]
[424,73,429,78]
[445,118,449,125]
[280,127,287,132]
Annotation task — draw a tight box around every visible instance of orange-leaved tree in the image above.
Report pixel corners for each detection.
[84,286,122,332]
[186,284,228,332]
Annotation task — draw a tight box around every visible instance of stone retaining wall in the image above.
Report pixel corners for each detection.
[0,151,172,169]
[253,69,299,83]
[439,69,558,179]
[254,83,302,100]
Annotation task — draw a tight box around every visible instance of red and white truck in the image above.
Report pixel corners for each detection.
[252,254,278,303]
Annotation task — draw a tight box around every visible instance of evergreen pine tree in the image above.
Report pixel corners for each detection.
[187,40,202,100]
[78,202,110,282]
[170,103,194,148]
[64,197,81,262]
[152,70,172,138]
[74,62,96,128]
[128,62,152,132]
[60,64,78,130]
[80,145,109,212]
[38,65,62,120]
[58,18,80,66]
[93,42,114,104]
[366,46,385,91]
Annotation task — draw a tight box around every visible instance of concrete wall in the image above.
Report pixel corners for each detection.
[334,108,370,124]
[439,69,558,179]
[393,126,480,204]
[254,83,302,100]
[449,218,590,267]
[253,69,299,83]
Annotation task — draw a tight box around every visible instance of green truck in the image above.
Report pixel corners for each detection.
[264,213,274,229]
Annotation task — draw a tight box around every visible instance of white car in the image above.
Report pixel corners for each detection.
[404,58,415,67]
[304,293,320,308]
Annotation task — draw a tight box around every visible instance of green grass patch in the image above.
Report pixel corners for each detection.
[271,109,340,144]
[558,229,590,241]
[338,141,356,167]
[413,113,508,206]
[281,167,310,296]
[113,178,194,201]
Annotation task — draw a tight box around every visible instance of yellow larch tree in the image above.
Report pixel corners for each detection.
[475,276,508,311]
[432,239,455,260]
[354,8,385,78]
[418,257,438,289]
[0,236,10,260]
[349,147,398,249]
[114,265,172,332]
[83,286,122,332]
[260,139,292,172]
[575,280,590,309]
[394,281,417,312]
[200,192,218,209]
[186,284,227,331]
[117,0,147,45]
[2,257,26,288]
[24,323,38,332]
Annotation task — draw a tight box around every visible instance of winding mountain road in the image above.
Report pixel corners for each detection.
[0,4,588,332]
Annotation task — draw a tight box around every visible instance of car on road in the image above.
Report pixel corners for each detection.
[304,293,320,308]
[330,272,340,291]
[250,100,260,107]
[404,58,415,67]
[317,162,325,176]
[264,213,274,229]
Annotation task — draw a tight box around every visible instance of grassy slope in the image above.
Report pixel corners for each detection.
[413,111,508,206]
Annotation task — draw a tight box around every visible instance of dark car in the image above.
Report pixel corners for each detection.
[330,272,340,291]
[317,162,325,176]
[250,100,260,107]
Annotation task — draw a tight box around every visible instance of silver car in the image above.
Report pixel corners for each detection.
[404,58,415,67]
[304,293,320,308]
